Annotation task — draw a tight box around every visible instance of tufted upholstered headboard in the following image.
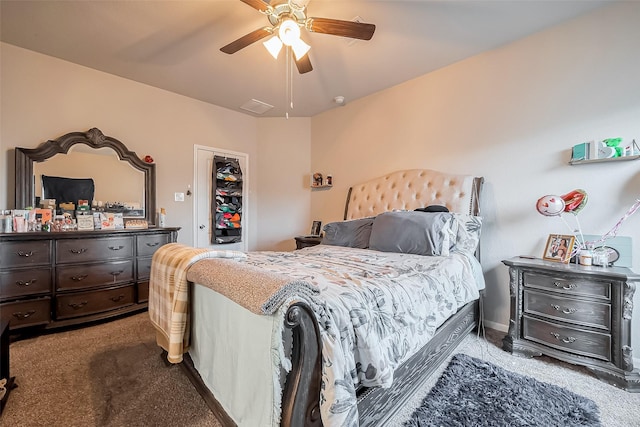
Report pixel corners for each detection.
[344,169,484,220]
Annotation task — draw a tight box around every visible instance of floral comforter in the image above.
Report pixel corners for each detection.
[240,245,482,427]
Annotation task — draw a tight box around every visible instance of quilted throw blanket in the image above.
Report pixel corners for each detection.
[234,245,482,427]
[148,243,246,363]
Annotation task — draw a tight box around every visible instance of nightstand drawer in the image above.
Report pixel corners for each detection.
[524,272,611,300]
[55,285,135,319]
[524,289,610,330]
[0,268,52,299]
[1,297,51,329]
[523,315,611,361]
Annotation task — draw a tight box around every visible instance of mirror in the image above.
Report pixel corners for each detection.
[15,128,156,225]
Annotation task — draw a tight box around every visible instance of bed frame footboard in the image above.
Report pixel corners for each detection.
[280,297,480,427]
[179,297,479,427]
[281,302,323,427]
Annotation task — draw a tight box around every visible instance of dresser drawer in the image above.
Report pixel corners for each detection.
[137,234,169,257]
[137,281,149,303]
[136,257,153,281]
[523,315,611,361]
[1,297,51,329]
[55,285,135,319]
[523,272,611,300]
[56,237,134,264]
[0,268,52,299]
[524,289,610,331]
[0,240,51,269]
[56,260,133,291]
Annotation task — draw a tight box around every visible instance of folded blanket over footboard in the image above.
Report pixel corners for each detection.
[148,243,246,363]
[186,258,319,315]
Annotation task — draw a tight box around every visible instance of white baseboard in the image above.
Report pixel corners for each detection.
[481,318,508,333]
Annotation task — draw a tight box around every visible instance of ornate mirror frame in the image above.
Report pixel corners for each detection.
[15,127,156,225]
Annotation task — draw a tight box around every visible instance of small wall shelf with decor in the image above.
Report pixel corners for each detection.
[310,172,333,189]
[569,139,639,165]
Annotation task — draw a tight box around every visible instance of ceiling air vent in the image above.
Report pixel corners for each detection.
[240,99,274,115]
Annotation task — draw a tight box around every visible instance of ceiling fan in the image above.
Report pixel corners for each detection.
[220,0,376,74]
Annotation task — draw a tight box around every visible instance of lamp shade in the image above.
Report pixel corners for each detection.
[263,36,283,59]
[291,38,310,60]
[279,19,301,46]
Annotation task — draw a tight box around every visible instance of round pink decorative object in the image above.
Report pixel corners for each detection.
[536,195,565,216]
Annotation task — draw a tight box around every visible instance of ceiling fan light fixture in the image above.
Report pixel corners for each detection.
[289,0,311,12]
[263,36,283,59]
[279,19,301,46]
[291,38,310,60]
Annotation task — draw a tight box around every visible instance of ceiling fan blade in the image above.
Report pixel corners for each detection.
[306,17,375,40]
[220,27,273,54]
[295,54,313,74]
[240,0,272,13]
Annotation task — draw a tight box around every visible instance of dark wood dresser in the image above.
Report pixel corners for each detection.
[502,257,640,391]
[0,227,178,333]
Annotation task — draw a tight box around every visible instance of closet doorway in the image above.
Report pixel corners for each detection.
[194,145,248,251]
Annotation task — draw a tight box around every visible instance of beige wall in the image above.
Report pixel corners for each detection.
[311,2,640,349]
[0,42,312,250]
[256,118,311,251]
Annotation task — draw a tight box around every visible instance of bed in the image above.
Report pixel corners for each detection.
[149,168,485,427]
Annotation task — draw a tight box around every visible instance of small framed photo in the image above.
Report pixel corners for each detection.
[310,220,322,236]
[543,234,576,263]
[311,172,323,187]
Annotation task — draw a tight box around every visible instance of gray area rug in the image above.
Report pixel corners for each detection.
[404,353,601,427]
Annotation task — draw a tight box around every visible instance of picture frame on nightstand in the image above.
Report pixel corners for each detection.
[542,234,575,263]
[310,220,322,236]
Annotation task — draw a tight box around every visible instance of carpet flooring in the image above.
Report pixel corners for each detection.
[2,313,639,426]
[403,353,600,426]
[2,313,220,427]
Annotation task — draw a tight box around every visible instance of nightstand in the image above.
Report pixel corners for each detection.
[294,235,322,249]
[502,257,640,391]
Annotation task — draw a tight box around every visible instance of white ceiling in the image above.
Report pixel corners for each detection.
[1,0,611,118]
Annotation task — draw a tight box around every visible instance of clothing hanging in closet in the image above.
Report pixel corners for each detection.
[212,156,243,244]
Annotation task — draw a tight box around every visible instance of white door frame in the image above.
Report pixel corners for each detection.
[193,144,249,250]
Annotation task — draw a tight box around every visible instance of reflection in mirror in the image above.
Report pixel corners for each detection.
[33,145,145,209]
[15,128,156,225]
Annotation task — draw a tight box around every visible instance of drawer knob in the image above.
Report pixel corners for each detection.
[108,245,124,251]
[16,279,37,286]
[550,304,577,315]
[68,301,88,310]
[71,274,89,281]
[550,332,576,344]
[553,281,577,290]
[111,294,125,302]
[69,248,87,254]
[145,242,160,247]
[16,250,34,257]
[12,310,36,319]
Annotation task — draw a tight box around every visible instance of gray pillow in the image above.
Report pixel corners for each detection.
[321,217,375,249]
[368,211,455,256]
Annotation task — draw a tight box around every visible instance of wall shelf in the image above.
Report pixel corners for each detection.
[311,184,333,190]
[569,154,640,165]
[570,139,639,165]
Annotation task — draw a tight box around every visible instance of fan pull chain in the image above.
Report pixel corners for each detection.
[285,47,293,119]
